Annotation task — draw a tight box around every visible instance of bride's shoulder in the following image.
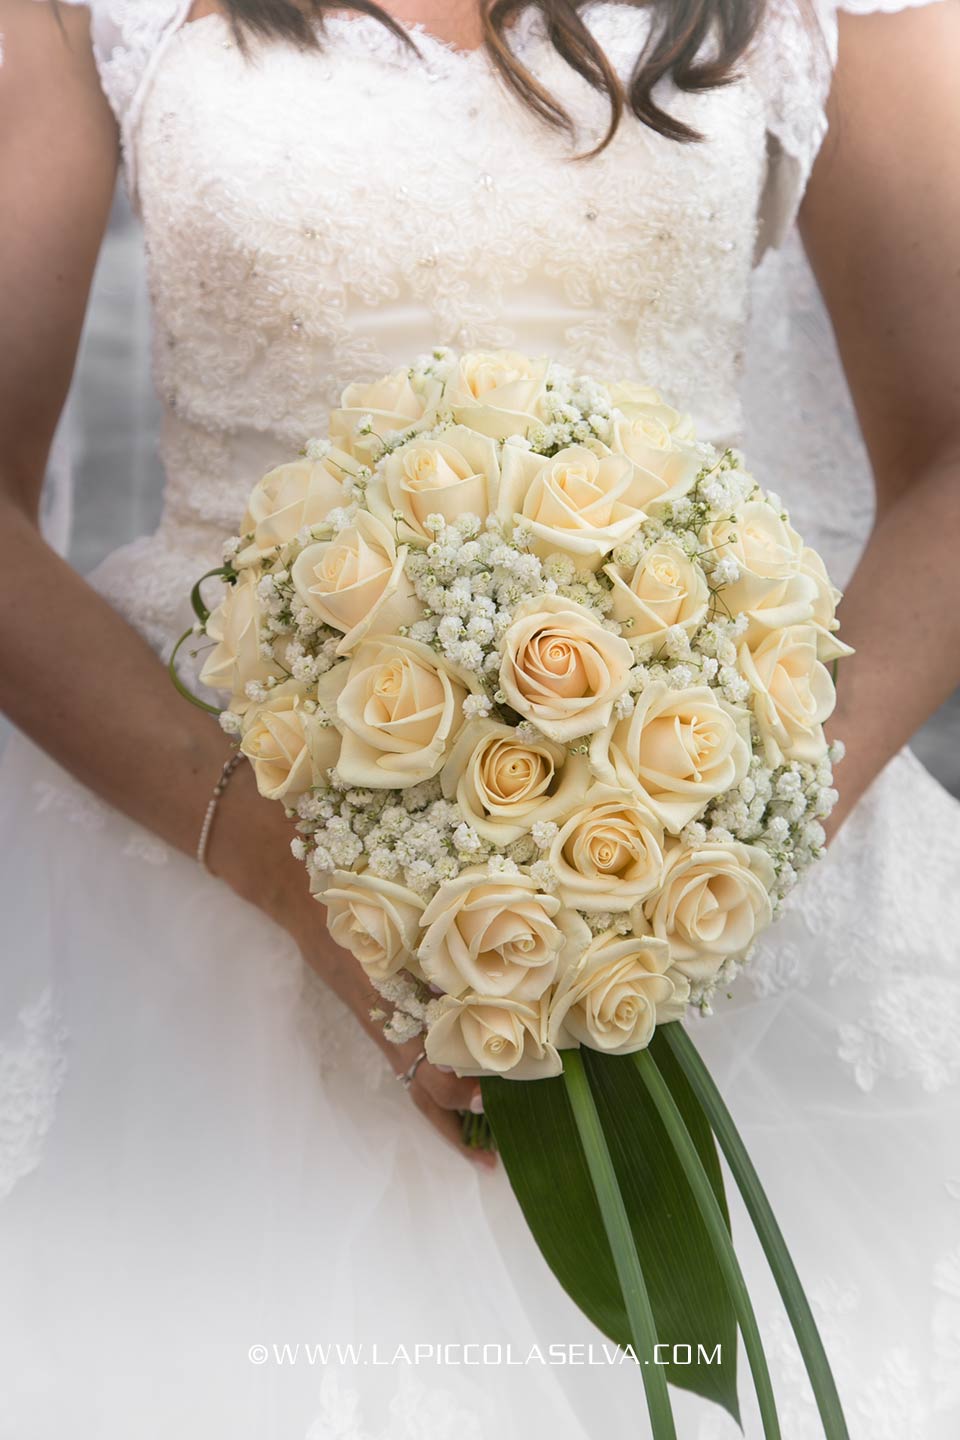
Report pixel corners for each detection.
[51,0,191,124]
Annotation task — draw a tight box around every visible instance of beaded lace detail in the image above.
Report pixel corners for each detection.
[0,989,67,1202]
[60,1,845,662]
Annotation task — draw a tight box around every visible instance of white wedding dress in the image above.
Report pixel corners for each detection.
[2,4,959,1437]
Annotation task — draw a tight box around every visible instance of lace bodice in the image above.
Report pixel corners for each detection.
[56,0,927,651]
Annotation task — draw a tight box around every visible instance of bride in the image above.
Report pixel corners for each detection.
[1,1,958,1435]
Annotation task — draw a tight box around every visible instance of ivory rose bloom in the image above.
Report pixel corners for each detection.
[329,368,442,462]
[240,683,340,801]
[549,932,686,1055]
[608,383,696,443]
[604,540,709,643]
[236,454,355,566]
[425,993,562,1079]
[320,636,471,788]
[446,349,550,439]
[318,870,425,983]
[440,720,582,844]
[703,502,820,646]
[608,387,701,506]
[366,426,500,541]
[548,785,665,913]
[499,596,633,742]
[637,841,776,984]
[291,511,421,654]
[590,682,751,833]
[801,545,853,662]
[199,570,279,711]
[739,625,835,766]
[418,869,589,1002]
[496,444,652,565]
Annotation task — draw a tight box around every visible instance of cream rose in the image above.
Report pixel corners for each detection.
[801,545,853,662]
[365,425,500,541]
[240,682,341,802]
[608,383,697,444]
[703,502,820,646]
[548,785,665,913]
[418,869,589,1002]
[495,444,648,565]
[446,349,550,440]
[590,682,751,834]
[739,625,835,766]
[604,540,709,643]
[637,841,776,984]
[320,636,471,788]
[236,454,355,566]
[291,511,422,655]
[425,993,562,1079]
[499,596,633,742]
[607,388,700,507]
[440,720,583,844]
[199,570,279,710]
[318,870,425,983]
[329,368,442,463]
[549,932,686,1055]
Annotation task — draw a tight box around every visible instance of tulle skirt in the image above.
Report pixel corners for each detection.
[1,730,959,1439]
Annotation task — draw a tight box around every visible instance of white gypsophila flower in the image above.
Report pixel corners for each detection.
[531,820,559,850]
[712,555,741,586]
[453,823,483,853]
[384,1010,424,1045]
[528,860,559,892]
[304,437,331,461]
[486,855,520,878]
[584,910,616,936]
[218,710,243,736]
[463,693,492,720]
[664,625,691,659]
[290,837,307,861]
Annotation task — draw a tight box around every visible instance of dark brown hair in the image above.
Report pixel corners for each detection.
[221,0,766,150]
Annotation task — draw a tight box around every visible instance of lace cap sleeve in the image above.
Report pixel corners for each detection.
[753,0,949,256]
[751,0,837,259]
[54,0,193,210]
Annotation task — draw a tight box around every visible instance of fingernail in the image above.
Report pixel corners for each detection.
[435,1064,454,1074]
[470,1092,484,1115]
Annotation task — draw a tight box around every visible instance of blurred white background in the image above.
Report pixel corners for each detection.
[59,189,959,797]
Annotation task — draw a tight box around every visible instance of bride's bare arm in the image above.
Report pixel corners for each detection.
[0,3,484,1156]
[800,3,960,832]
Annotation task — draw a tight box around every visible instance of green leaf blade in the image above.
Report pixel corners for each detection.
[482,1041,740,1422]
[563,1051,677,1440]
[659,1023,850,1440]
[633,1048,780,1439]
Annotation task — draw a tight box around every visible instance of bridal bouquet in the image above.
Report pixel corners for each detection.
[177,350,851,1438]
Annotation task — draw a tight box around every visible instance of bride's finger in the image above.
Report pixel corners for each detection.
[409,1084,497,1168]
[414,1060,480,1114]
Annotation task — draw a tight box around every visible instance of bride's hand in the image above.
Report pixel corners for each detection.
[297,923,496,1169]
[209,758,495,1168]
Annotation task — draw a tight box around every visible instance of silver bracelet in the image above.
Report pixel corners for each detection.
[197,751,245,870]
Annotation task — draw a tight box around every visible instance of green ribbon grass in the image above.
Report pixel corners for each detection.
[563,1050,677,1440]
[634,1047,780,1439]
[659,1023,850,1440]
